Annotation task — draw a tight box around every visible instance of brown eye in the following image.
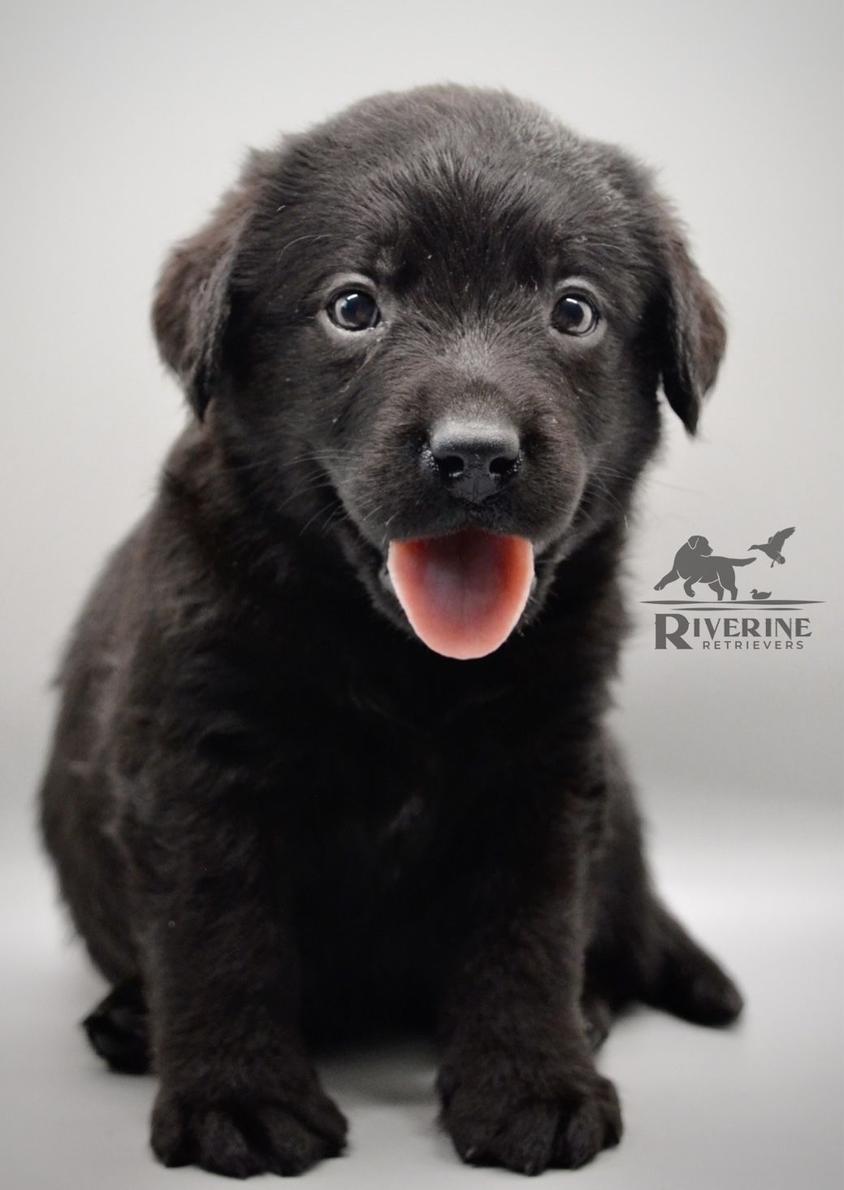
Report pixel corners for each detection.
[551,292,599,336]
[328,289,380,331]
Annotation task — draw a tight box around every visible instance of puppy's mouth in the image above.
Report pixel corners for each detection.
[385,529,535,660]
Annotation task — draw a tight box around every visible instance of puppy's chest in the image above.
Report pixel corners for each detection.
[280,734,462,907]
[378,789,430,849]
[310,772,444,892]
[267,685,519,910]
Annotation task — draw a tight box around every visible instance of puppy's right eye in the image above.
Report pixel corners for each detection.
[327,289,380,331]
[551,292,599,337]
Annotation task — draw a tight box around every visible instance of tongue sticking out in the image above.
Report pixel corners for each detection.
[387,529,534,660]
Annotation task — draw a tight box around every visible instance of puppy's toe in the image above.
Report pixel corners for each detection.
[257,1102,345,1173]
[187,1106,270,1178]
[552,1075,622,1169]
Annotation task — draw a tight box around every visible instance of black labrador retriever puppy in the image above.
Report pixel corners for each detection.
[39,85,742,1178]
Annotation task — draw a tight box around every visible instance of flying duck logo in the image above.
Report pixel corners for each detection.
[642,527,823,650]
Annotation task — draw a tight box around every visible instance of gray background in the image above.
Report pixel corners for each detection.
[1,0,842,1187]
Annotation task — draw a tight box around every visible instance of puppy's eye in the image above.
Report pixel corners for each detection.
[328,289,380,331]
[551,292,599,336]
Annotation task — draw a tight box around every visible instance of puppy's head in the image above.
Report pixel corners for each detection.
[153,87,726,659]
[687,535,713,556]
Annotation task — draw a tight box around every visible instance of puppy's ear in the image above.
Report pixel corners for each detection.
[687,535,702,551]
[152,154,264,419]
[654,209,726,435]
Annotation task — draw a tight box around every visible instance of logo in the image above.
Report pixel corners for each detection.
[642,527,822,650]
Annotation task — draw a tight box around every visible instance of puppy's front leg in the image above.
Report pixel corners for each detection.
[437,830,621,1175]
[132,801,346,1178]
[654,566,679,590]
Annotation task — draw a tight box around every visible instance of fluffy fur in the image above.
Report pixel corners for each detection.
[39,86,742,1178]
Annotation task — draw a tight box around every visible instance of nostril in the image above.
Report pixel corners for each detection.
[437,454,466,481]
[489,453,519,478]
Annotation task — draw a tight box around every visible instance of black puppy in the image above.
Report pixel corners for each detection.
[39,86,742,1178]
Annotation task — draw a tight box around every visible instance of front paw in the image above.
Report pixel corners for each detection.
[151,1083,348,1178]
[439,1060,622,1175]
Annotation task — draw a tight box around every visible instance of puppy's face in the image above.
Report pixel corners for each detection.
[155,88,726,658]
[687,536,713,556]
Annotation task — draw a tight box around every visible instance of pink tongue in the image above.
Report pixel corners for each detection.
[387,530,534,660]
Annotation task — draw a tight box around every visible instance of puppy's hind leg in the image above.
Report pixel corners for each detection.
[642,901,744,1028]
[82,979,150,1074]
[586,745,743,1034]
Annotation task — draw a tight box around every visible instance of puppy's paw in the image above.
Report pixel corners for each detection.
[151,1085,348,1178]
[439,1062,622,1175]
[646,905,745,1029]
[661,956,745,1027]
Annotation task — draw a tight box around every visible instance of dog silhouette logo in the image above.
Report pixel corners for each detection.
[654,535,757,601]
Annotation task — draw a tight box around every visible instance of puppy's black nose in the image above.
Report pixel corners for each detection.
[428,417,521,503]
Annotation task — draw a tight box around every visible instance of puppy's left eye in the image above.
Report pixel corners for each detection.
[328,289,381,331]
[551,292,599,336]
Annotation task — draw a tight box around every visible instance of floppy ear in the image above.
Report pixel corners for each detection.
[655,213,727,435]
[687,535,703,551]
[152,155,264,419]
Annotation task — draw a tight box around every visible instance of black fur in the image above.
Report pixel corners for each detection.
[39,85,742,1178]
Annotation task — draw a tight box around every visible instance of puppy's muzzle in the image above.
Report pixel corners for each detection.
[426,416,521,504]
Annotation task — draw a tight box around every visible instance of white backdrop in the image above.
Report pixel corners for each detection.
[1,2,842,1188]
